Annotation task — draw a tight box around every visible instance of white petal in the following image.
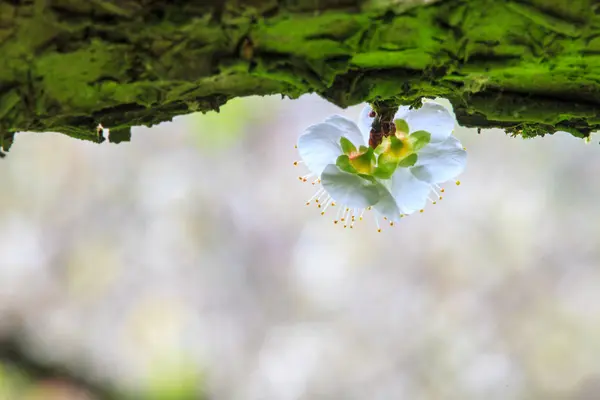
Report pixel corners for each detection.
[390,168,432,214]
[324,115,365,146]
[423,98,457,121]
[321,165,381,208]
[411,136,467,183]
[358,105,374,144]
[391,105,411,123]
[372,185,402,222]
[297,123,346,176]
[395,102,454,143]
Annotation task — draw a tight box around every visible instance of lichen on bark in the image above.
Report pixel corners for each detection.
[1,0,600,153]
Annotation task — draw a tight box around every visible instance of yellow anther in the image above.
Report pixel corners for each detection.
[331,202,336,206]
[440,188,445,193]
[390,222,394,226]
[334,220,338,224]
[341,218,345,222]
[377,229,382,233]
[419,209,424,213]
[317,204,321,208]
[400,214,405,218]
[293,161,298,166]
[456,180,461,186]
[321,211,325,215]
[294,145,298,149]
[305,202,310,206]
[433,201,437,205]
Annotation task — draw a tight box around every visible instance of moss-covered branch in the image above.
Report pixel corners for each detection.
[1,0,600,152]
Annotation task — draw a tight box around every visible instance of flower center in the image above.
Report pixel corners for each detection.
[347,150,374,174]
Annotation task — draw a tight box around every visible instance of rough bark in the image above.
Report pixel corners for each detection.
[1,0,600,153]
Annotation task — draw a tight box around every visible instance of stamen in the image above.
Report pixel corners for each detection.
[320,197,333,215]
[374,216,382,233]
[343,208,349,227]
[293,160,304,166]
[455,180,461,186]
[341,208,350,222]
[350,209,359,229]
[299,173,314,182]
[419,209,424,213]
[306,188,325,205]
[429,185,442,199]
[359,209,366,221]
[334,205,345,224]
[345,208,354,227]
[311,178,319,185]
[316,190,328,205]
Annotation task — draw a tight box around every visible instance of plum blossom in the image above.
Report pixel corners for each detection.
[295,100,466,231]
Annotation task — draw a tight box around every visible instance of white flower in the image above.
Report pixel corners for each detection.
[296,101,467,231]
[359,103,467,186]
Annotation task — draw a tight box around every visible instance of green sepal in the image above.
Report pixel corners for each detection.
[336,154,358,174]
[395,119,409,134]
[388,135,405,156]
[373,153,399,179]
[397,153,418,167]
[374,137,390,155]
[349,147,375,174]
[340,137,357,155]
[358,174,377,183]
[408,130,431,152]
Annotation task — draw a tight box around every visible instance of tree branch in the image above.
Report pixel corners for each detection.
[1,0,599,153]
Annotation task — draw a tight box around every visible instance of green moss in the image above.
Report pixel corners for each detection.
[2,0,600,153]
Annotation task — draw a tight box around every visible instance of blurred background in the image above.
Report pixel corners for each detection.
[1,94,600,400]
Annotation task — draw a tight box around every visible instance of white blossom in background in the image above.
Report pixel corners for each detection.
[295,100,467,231]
